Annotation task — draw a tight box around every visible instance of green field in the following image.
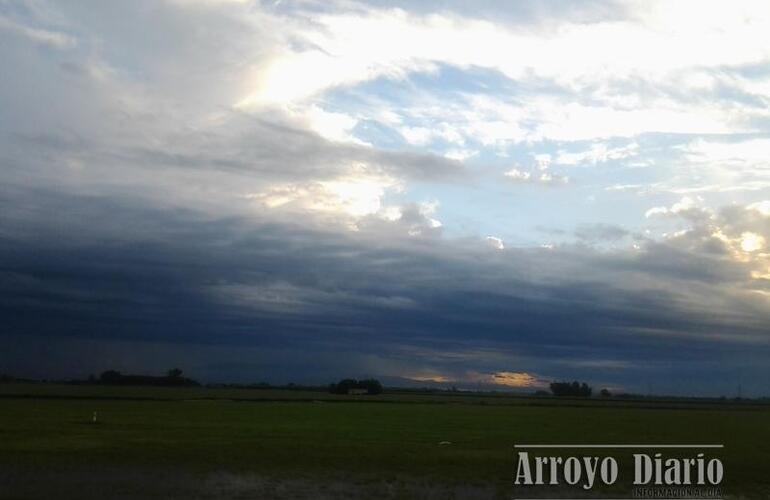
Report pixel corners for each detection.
[1,384,768,499]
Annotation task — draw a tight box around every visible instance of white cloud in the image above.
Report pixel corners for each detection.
[505,167,567,185]
[300,105,364,144]
[485,236,504,250]
[740,232,765,253]
[0,15,76,49]
[239,2,770,107]
[650,198,770,285]
[533,103,734,141]
[538,172,568,185]
[399,126,433,146]
[504,168,531,182]
[400,200,443,236]
[659,139,770,194]
[532,154,551,170]
[247,169,402,219]
[232,2,770,148]
[556,142,639,166]
[645,206,669,218]
[680,139,770,171]
[748,201,770,216]
[645,196,703,218]
[443,149,477,161]
[364,200,442,237]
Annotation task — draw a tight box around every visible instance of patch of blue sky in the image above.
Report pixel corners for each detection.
[336,62,520,106]
[321,64,770,244]
[320,63,531,149]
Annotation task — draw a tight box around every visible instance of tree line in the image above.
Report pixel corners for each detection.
[550,380,593,397]
[97,368,200,387]
[329,378,383,395]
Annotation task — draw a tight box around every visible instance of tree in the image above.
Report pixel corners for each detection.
[329,378,358,394]
[98,369,199,387]
[549,380,593,397]
[329,378,383,395]
[360,378,383,395]
[600,388,612,398]
[100,370,122,384]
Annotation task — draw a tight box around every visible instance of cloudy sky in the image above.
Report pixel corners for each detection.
[2,0,770,395]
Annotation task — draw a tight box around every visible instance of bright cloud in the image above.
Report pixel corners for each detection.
[741,232,766,253]
[485,236,504,250]
[556,142,639,166]
[645,197,703,218]
[235,0,770,153]
[248,170,401,219]
[489,371,545,388]
[505,167,568,185]
[680,139,770,171]
[241,2,770,107]
[748,201,770,216]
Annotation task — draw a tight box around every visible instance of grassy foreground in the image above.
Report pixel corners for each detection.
[1,384,769,499]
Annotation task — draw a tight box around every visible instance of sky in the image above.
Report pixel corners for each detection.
[2,0,770,396]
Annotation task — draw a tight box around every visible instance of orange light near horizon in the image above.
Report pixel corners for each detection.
[491,371,539,388]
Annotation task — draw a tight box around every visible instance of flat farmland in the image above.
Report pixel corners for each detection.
[1,384,768,499]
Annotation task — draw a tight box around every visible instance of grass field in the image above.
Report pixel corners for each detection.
[1,384,768,499]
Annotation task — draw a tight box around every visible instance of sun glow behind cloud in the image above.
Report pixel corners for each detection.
[241,2,770,105]
[236,0,770,151]
[407,371,545,389]
[247,171,401,219]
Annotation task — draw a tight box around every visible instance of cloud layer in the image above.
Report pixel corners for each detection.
[2,0,770,395]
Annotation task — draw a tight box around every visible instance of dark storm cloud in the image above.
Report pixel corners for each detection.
[102,115,467,183]
[2,183,769,394]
